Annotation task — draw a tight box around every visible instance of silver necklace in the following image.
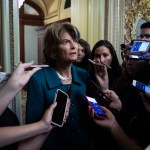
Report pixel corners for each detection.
[56,71,72,82]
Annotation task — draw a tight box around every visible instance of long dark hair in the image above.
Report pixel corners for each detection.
[91,40,122,87]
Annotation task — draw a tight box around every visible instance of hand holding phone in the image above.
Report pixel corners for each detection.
[84,95,105,119]
[51,89,69,127]
[132,80,150,93]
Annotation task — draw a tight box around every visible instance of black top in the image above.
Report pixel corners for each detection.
[0,108,19,150]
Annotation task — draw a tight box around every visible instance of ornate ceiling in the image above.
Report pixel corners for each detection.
[29,0,56,16]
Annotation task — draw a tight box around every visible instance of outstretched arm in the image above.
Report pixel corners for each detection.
[88,106,142,150]
[0,61,41,115]
[19,99,70,150]
[0,102,56,148]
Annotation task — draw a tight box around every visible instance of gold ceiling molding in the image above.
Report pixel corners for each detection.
[124,0,150,43]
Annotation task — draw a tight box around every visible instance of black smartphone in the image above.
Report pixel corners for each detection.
[132,80,150,93]
[51,89,69,127]
[89,80,111,108]
[130,40,150,53]
[84,95,105,119]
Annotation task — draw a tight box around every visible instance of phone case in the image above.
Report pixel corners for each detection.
[84,95,105,119]
[51,89,68,127]
[130,41,150,53]
[132,80,150,93]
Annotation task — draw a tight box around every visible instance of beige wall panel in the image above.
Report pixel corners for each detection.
[60,0,71,20]
[60,8,70,20]
[48,0,59,14]
[71,0,88,41]
[44,15,59,24]
[88,0,105,48]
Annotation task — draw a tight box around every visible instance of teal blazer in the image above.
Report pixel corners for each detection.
[26,65,91,150]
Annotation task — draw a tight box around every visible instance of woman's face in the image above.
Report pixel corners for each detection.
[57,32,78,62]
[94,46,112,65]
[76,44,85,63]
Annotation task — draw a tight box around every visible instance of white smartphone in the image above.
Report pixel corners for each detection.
[51,89,69,127]
[129,55,150,60]
[84,95,105,119]
[130,41,150,53]
[132,80,150,93]
[88,59,111,69]
[30,65,49,68]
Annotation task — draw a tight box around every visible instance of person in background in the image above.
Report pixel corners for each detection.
[74,38,91,70]
[0,61,69,150]
[121,21,150,58]
[26,22,92,150]
[113,48,150,148]
[140,22,150,41]
[89,40,122,92]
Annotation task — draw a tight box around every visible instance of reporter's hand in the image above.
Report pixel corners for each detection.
[8,61,41,92]
[104,89,122,111]
[41,99,70,132]
[88,106,117,131]
[40,102,57,132]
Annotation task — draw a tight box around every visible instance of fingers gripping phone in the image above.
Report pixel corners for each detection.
[84,95,106,119]
[132,80,150,93]
[51,89,69,127]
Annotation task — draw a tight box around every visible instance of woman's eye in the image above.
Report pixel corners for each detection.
[81,49,85,53]
[63,40,70,45]
[103,54,109,57]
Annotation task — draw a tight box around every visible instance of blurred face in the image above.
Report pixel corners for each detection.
[57,32,78,62]
[125,57,148,76]
[94,46,112,65]
[140,28,150,41]
[76,44,85,63]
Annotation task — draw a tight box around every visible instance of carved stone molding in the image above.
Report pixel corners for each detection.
[124,0,150,43]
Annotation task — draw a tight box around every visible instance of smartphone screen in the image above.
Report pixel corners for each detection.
[52,89,68,127]
[132,80,150,93]
[85,95,105,119]
[129,55,150,60]
[130,41,150,53]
